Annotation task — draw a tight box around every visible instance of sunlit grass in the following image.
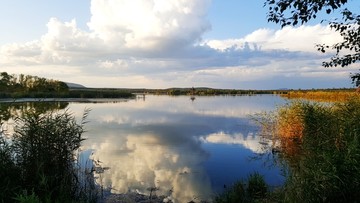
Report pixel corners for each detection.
[281,90,359,102]
[254,96,360,202]
[277,101,304,140]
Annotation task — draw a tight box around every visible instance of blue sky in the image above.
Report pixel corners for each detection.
[0,0,359,89]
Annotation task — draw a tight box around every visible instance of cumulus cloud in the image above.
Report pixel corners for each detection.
[88,0,211,50]
[87,133,212,202]
[206,25,343,53]
[200,131,269,153]
[0,0,357,89]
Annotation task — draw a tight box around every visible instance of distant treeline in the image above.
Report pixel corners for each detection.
[123,87,289,95]
[67,89,134,98]
[164,88,287,96]
[0,72,134,99]
[0,72,68,98]
[2,71,357,99]
[89,87,358,97]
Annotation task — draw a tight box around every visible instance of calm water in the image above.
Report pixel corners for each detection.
[68,95,287,202]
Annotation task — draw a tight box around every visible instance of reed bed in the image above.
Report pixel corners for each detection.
[281,90,359,102]
[258,96,360,202]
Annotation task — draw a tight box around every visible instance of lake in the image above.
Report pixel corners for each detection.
[65,94,287,202]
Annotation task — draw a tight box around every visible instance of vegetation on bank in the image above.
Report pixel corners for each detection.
[280,98,360,202]
[0,72,134,99]
[98,87,357,97]
[93,87,290,96]
[1,95,360,202]
[250,96,360,202]
[280,89,359,102]
[214,172,269,203]
[161,88,288,96]
[3,71,359,100]
[0,108,101,203]
[0,72,68,98]
[67,89,134,99]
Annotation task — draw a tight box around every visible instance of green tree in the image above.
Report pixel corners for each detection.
[0,72,13,91]
[0,72,70,98]
[264,0,360,86]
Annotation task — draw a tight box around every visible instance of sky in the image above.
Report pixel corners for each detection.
[0,0,359,89]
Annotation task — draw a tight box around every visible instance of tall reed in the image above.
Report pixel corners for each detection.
[281,90,358,102]
[0,108,100,203]
[263,97,360,202]
[214,172,268,203]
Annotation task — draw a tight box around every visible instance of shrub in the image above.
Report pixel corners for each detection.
[277,101,305,140]
[0,108,98,203]
[0,132,21,203]
[247,172,267,199]
[270,97,360,202]
[214,172,268,203]
[254,97,360,202]
[13,190,41,203]
[214,181,247,203]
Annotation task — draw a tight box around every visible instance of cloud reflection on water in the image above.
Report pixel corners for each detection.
[200,131,269,153]
[90,132,212,202]
[68,95,285,202]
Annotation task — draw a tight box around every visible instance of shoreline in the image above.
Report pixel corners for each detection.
[0,98,133,103]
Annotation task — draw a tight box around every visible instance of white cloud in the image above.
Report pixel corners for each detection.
[88,0,211,50]
[206,25,343,53]
[0,41,42,65]
[0,0,357,89]
[200,131,269,153]
[86,133,212,202]
[97,59,129,71]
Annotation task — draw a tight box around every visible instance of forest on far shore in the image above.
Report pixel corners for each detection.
[0,72,133,99]
[1,71,358,100]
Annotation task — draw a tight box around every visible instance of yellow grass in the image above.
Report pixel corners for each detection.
[277,102,304,140]
[281,90,359,102]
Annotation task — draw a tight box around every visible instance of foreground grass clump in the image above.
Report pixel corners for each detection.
[214,172,268,203]
[263,97,360,202]
[0,109,98,203]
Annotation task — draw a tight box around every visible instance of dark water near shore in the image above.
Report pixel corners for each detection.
[66,95,287,202]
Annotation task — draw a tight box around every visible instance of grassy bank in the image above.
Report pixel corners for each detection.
[0,89,134,99]
[249,96,360,202]
[217,96,360,202]
[280,89,358,102]
[0,109,101,203]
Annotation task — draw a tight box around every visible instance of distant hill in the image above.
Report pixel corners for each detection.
[66,82,86,89]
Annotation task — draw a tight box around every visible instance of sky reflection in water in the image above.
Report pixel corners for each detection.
[69,95,287,202]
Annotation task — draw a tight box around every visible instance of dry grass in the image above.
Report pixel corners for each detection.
[281,90,359,102]
[276,102,304,140]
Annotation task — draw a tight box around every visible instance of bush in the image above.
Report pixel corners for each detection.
[0,108,98,203]
[277,101,305,140]
[247,172,267,199]
[0,133,21,203]
[214,181,246,203]
[214,172,268,203]
[13,190,41,203]
[270,97,360,202]
[13,109,87,202]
